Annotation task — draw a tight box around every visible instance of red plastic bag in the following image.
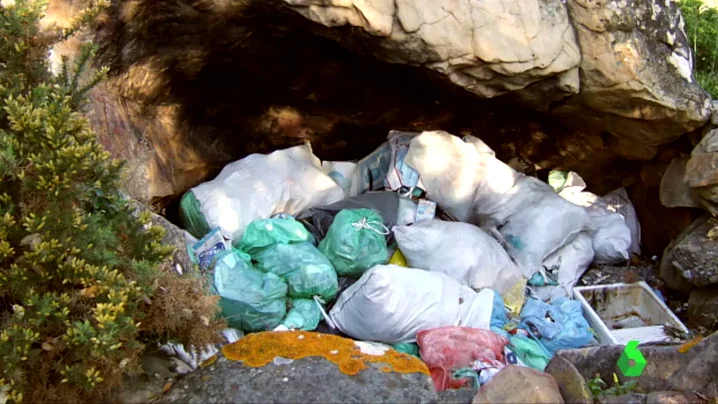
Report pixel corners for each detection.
[417,326,508,391]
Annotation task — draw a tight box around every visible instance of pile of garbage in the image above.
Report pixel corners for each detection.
[173,130,643,391]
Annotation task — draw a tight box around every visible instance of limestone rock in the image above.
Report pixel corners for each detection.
[660,156,702,209]
[545,356,593,404]
[280,0,581,100]
[687,287,718,328]
[87,83,233,205]
[472,366,564,404]
[598,394,646,404]
[127,198,195,274]
[163,331,436,403]
[554,332,718,396]
[645,391,703,404]
[558,0,710,146]
[661,216,718,289]
[685,129,718,215]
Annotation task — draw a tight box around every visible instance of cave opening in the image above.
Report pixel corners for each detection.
[88,0,702,255]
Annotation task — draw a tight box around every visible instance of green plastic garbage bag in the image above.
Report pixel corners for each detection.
[212,249,288,332]
[282,298,322,331]
[392,342,421,358]
[253,242,338,301]
[238,217,313,253]
[508,335,551,371]
[318,208,389,278]
[179,191,211,239]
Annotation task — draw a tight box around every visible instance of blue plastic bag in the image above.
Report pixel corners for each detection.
[519,297,592,355]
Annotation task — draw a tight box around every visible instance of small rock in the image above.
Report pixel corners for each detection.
[687,287,718,328]
[660,215,718,290]
[645,391,702,404]
[472,366,564,404]
[598,393,646,404]
[545,356,593,404]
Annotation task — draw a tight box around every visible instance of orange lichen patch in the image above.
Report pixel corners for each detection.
[222,331,429,376]
[200,354,218,367]
[678,336,703,353]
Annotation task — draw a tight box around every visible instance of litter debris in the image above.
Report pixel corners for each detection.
[385,131,425,195]
[282,298,323,331]
[532,232,594,301]
[503,278,528,317]
[387,249,409,267]
[392,342,420,358]
[405,131,589,278]
[415,199,437,222]
[551,170,636,263]
[179,143,345,242]
[318,208,389,278]
[574,281,690,345]
[355,141,392,194]
[417,326,508,391]
[507,334,551,371]
[192,228,229,272]
[519,297,593,356]
[329,265,498,343]
[393,220,521,294]
[298,192,415,242]
[322,161,359,197]
[240,217,338,300]
[211,249,288,331]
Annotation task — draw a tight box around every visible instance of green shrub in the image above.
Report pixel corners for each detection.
[0,1,223,402]
[679,0,718,98]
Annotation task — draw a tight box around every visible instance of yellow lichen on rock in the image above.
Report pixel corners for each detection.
[222,331,429,376]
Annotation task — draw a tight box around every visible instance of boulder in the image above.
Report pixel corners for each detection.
[162,331,436,403]
[128,198,195,274]
[687,287,718,329]
[545,356,593,404]
[685,129,718,215]
[598,394,646,404]
[645,391,703,404]
[87,83,234,205]
[661,215,718,289]
[660,156,702,209]
[558,0,710,147]
[278,0,581,101]
[553,332,718,396]
[472,366,564,404]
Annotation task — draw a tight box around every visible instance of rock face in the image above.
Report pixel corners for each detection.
[686,129,718,215]
[278,0,709,143]
[552,332,718,396]
[279,0,581,101]
[163,331,437,403]
[558,0,710,147]
[545,356,593,404]
[661,215,718,290]
[472,366,564,404]
[687,287,718,328]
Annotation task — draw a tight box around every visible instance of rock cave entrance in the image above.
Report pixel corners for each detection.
[91,0,705,255]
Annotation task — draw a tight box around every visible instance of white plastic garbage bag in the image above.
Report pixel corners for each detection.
[533,232,594,301]
[329,265,497,343]
[553,171,635,263]
[392,220,521,294]
[586,204,632,263]
[179,143,345,242]
[404,130,521,223]
[601,188,641,256]
[322,161,359,197]
[498,176,589,278]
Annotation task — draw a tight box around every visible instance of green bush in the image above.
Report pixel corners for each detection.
[679,0,718,98]
[0,1,223,402]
